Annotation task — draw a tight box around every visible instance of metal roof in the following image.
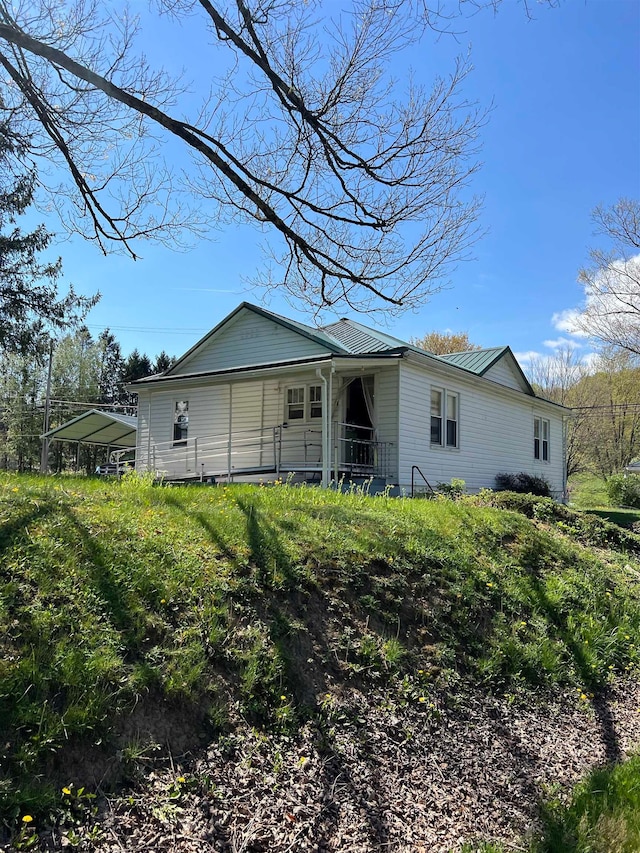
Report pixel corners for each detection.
[138,301,539,399]
[43,410,138,448]
[319,319,398,354]
[438,347,508,374]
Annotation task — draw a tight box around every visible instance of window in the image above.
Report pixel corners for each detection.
[309,385,322,419]
[173,400,188,445]
[430,389,442,444]
[446,392,458,448]
[286,384,323,422]
[287,387,305,420]
[534,416,550,461]
[431,387,459,448]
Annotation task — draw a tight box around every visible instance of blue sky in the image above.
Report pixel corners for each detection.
[35,0,640,365]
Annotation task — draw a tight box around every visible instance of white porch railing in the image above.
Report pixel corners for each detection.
[137,423,391,482]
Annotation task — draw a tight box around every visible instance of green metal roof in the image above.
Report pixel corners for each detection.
[438,347,509,374]
[156,302,538,398]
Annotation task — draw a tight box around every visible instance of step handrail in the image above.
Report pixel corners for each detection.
[411,464,435,497]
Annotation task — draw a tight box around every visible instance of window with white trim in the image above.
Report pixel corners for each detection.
[173,400,189,446]
[285,384,323,422]
[431,387,459,448]
[534,416,550,461]
[287,387,305,420]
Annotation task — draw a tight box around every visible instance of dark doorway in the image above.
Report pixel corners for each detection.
[344,377,374,469]
[346,377,373,431]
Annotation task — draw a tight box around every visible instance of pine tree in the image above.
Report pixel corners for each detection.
[0,122,97,355]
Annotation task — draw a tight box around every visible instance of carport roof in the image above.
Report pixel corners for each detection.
[43,410,137,448]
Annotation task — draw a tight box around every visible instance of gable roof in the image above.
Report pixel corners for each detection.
[438,347,508,374]
[439,346,535,394]
[138,301,540,399]
[167,302,347,375]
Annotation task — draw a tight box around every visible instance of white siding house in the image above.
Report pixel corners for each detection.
[129,303,568,497]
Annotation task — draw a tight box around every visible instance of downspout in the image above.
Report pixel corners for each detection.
[562,413,569,503]
[316,367,329,488]
[146,397,151,472]
[329,361,335,485]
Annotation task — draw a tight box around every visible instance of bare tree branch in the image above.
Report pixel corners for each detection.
[0,0,552,313]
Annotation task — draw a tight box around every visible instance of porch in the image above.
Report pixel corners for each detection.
[135,421,392,484]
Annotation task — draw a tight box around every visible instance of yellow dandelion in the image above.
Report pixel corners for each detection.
[22,815,33,823]
[280,695,287,701]
[418,696,427,703]
[177,776,186,784]
[62,786,72,796]
[11,487,18,492]
[580,693,588,701]
[160,598,166,604]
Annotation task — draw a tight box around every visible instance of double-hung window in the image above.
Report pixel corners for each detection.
[287,387,305,420]
[431,387,459,448]
[534,416,550,461]
[173,400,189,446]
[286,385,323,422]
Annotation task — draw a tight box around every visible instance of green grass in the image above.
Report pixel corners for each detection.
[567,472,640,527]
[2,473,640,835]
[463,752,640,853]
[568,472,609,509]
[583,507,640,529]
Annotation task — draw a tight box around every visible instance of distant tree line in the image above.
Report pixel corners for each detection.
[0,328,174,473]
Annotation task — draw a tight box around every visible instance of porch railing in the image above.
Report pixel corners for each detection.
[137,422,391,482]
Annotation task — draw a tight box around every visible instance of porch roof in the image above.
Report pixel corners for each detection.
[43,410,138,448]
[129,352,402,387]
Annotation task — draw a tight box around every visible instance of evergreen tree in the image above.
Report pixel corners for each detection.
[153,351,175,375]
[0,122,97,354]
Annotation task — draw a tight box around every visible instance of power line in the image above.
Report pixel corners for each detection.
[83,323,207,335]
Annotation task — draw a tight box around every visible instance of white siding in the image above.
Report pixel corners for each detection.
[138,364,401,483]
[171,310,331,375]
[484,355,527,391]
[374,367,399,481]
[136,383,231,477]
[398,362,565,496]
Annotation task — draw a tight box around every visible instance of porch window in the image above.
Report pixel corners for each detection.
[173,400,189,446]
[309,385,323,419]
[287,387,305,420]
[285,384,323,422]
[431,387,459,448]
[534,416,550,461]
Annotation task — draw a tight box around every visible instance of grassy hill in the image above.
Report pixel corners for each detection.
[2,473,640,850]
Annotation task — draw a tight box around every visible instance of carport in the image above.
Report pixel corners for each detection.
[42,410,137,466]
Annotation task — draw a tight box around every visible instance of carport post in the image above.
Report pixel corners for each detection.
[39,338,54,473]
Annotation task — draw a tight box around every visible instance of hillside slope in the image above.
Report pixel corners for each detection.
[2,474,640,851]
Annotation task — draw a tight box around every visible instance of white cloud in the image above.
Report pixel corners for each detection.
[551,309,589,337]
[553,252,640,341]
[513,350,543,365]
[543,336,583,350]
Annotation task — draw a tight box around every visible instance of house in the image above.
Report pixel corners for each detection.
[129,302,569,496]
